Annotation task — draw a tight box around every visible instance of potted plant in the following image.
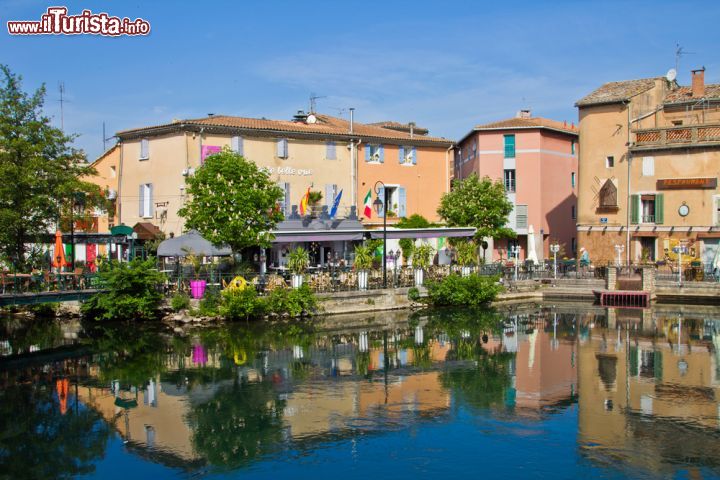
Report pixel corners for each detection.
[455,240,477,277]
[184,249,206,299]
[307,191,323,217]
[287,246,310,288]
[353,244,373,290]
[412,243,434,286]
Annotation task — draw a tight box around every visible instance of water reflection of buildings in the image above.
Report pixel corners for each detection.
[577,308,720,474]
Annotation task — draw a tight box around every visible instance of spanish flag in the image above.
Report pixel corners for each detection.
[299,187,311,215]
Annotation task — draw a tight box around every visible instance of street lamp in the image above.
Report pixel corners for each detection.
[373,181,388,288]
[510,244,520,281]
[550,243,560,279]
[614,244,625,267]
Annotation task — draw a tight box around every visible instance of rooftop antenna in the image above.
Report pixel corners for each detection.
[58,81,66,132]
[102,122,116,152]
[675,43,695,72]
[309,92,326,114]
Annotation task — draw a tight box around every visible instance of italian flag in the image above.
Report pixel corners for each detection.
[363,189,373,218]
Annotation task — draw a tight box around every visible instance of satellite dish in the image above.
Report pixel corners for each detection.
[666,68,677,82]
[306,114,317,124]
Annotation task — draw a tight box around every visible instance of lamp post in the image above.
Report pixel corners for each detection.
[510,244,520,281]
[372,181,388,288]
[550,243,560,279]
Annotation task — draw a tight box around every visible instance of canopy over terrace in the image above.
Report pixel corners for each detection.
[156,230,232,257]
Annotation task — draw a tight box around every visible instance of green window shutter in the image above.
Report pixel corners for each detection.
[653,350,663,381]
[504,134,515,158]
[630,194,639,224]
[655,194,664,224]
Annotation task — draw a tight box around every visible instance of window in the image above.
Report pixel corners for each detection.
[571,141,576,155]
[631,194,664,224]
[571,205,576,219]
[642,156,654,176]
[110,166,116,178]
[571,238,577,254]
[376,185,407,218]
[606,156,614,168]
[599,180,617,208]
[231,136,244,156]
[672,120,683,126]
[140,139,149,160]
[276,138,288,158]
[504,134,516,158]
[279,182,291,216]
[325,184,338,206]
[571,172,576,188]
[365,144,384,163]
[326,141,336,160]
[714,196,720,226]
[139,183,153,218]
[504,169,516,192]
[399,146,416,165]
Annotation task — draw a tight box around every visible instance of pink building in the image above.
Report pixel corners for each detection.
[456,111,578,262]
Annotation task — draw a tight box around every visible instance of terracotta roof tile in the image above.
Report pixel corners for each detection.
[117,113,452,145]
[664,83,720,104]
[473,116,578,134]
[576,78,659,107]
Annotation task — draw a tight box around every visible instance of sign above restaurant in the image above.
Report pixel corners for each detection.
[260,166,312,176]
[656,177,717,189]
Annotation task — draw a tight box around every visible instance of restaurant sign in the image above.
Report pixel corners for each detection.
[656,177,717,189]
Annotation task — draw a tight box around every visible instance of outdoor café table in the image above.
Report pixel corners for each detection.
[1,273,32,293]
[54,272,79,290]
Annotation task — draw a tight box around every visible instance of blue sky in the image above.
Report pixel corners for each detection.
[2,0,719,161]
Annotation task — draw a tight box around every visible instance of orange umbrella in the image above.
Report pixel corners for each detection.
[51,231,67,270]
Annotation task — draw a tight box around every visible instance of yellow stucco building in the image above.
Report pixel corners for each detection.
[576,68,720,264]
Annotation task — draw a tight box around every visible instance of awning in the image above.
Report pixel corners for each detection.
[156,230,232,257]
[272,231,365,243]
[368,227,476,240]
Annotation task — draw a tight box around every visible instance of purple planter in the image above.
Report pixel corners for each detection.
[190,280,207,299]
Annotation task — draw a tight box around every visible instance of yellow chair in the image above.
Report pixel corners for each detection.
[223,276,248,291]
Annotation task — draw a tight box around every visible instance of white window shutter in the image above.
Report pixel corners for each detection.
[642,156,654,176]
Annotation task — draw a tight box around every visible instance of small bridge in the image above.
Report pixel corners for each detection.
[0,289,104,307]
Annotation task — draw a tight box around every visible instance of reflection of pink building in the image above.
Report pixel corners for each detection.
[456,111,579,261]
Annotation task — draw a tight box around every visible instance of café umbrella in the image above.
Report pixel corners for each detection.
[51,231,68,270]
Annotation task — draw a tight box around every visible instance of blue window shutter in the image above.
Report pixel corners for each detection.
[238,136,244,156]
[140,139,149,159]
[378,187,385,217]
[232,136,244,155]
[276,139,283,157]
[379,145,385,163]
[411,147,417,165]
[399,146,405,163]
[284,139,288,157]
[398,187,407,217]
[327,142,336,160]
[365,145,371,162]
[139,184,143,217]
[277,139,288,158]
[231,136,239,153]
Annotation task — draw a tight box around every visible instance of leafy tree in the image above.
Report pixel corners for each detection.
[0,65,105,270]
[81,258,166,321]
[178,148,284,253]
[437,173,515,241]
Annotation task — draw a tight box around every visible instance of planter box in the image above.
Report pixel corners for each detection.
[291,274,304,289]
[189,280,207,299]
[358,270,369,290]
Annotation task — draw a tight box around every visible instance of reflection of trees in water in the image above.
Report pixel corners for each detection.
[0,381,110,479]
[187,379,286,470]
[0,316,64,354]
[440,349,515,412]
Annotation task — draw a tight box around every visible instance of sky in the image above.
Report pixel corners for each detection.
[1,0,719,161]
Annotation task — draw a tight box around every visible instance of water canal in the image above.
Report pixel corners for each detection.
[2,304,720,479]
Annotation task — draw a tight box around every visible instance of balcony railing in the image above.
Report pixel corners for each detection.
[634,124,720,149]
[504,179,516,192]
[641,214,655,223]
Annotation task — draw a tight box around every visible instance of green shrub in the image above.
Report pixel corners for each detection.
[170,293,191,312]
[353,244,374,270]
[198,291,222,317]
[407,287,422,302]
[220,288,263,320]
[265,285,317,317]
[28,302,59,318]
[81,258,165,321]
[425,274,502,307]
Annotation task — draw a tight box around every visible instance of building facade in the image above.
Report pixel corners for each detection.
[455,111,578,262]
[83,144,120,233]
[113,112,452,237]
[576,68,720,265]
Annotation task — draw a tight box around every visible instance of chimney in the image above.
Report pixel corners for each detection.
[517,109,531,119]
[409,121,415,139]
[691,67,706,98]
